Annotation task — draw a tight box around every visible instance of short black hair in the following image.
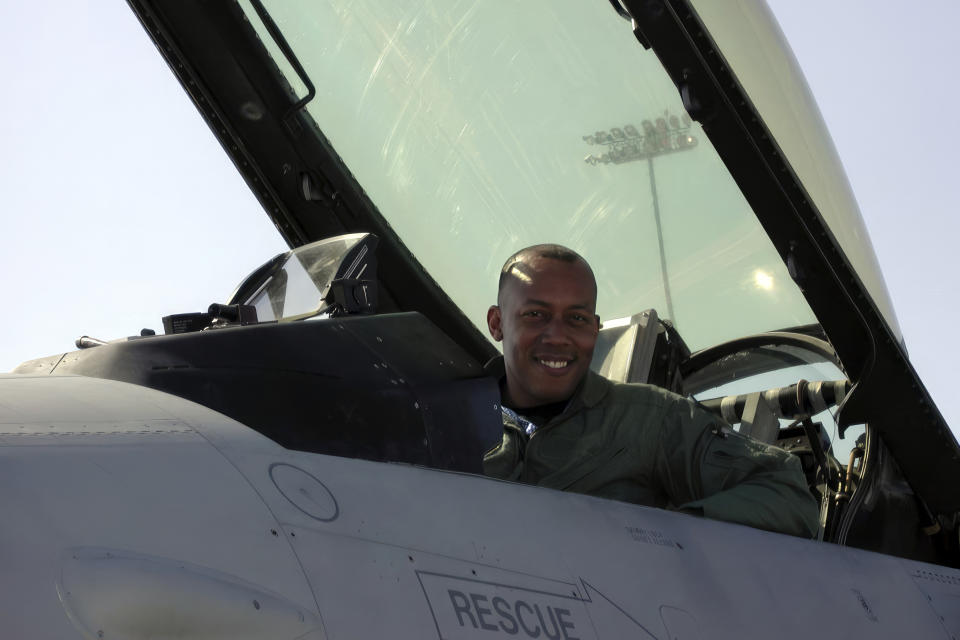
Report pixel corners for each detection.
[497,244,596,300]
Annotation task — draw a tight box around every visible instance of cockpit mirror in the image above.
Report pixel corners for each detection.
[162,233,379,334]
[240,233,379,322]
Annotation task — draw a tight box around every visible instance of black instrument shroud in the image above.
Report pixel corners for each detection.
[25,313,502,473]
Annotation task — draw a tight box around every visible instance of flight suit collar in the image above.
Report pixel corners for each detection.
[578,369,612,408]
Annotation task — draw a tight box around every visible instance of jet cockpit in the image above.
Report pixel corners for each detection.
[5,0,960,637]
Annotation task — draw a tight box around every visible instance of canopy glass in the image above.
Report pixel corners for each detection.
[240,0,817,351]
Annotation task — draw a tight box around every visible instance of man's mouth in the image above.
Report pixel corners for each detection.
[537,358,572,370]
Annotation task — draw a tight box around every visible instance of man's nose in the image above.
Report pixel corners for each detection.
[539,315,572,344]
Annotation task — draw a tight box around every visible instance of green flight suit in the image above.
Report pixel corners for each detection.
[483,364,820,538]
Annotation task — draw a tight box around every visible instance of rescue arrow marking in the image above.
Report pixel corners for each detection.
[416,570,659,640]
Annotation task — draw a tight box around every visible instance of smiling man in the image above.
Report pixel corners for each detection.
[483,244,819,538]
[487,245,599,411]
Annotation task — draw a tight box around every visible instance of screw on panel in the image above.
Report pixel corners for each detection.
[270,529,278,536]
[253,600,261,610]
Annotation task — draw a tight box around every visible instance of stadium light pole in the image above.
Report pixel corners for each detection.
[584,111,697,325]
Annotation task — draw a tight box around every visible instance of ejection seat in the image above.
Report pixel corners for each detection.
[589,308,688,394]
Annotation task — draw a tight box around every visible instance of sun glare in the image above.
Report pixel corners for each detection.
[754,269,774,290]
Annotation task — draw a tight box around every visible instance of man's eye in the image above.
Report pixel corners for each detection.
[521,310,546,320]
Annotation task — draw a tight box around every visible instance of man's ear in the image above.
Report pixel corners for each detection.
[487,305,503,341]
[594,314,602,333]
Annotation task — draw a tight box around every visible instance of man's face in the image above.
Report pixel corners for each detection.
[487,256,600,408]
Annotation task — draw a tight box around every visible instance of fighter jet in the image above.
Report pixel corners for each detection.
[4,1,958,638]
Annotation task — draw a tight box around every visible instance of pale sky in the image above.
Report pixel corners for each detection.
[765,0,960,440]
[1,1,957,440]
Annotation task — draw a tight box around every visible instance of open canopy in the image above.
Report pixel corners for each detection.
[125,0,959,513]
[236,0,820,353]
